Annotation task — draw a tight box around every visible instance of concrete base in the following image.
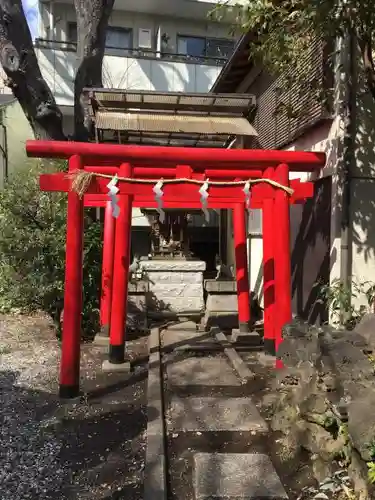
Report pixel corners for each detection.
[140,259,206,316]
[230,331,262,346]
[101,360,131,373]
[144,328,167,500]
[169,396,268,432]
[93,334,109,346]
[193,453,288,499]
[202,279,239,332]
[167,357,241,387]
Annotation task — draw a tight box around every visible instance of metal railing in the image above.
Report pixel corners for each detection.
[34,38,228,66]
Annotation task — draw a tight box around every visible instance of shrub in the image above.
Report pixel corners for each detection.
[0,161,102,339]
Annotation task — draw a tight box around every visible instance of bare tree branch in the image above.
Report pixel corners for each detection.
[0,0,65,140]
[74,0,115,140]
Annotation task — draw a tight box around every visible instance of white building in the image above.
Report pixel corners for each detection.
[35,0,239,135]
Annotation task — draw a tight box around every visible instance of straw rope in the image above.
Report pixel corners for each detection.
[68,170,294,198]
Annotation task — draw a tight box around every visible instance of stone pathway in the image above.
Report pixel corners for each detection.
[162,322,288,499]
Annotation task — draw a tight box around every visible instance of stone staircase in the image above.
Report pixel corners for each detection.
[162,322,288,499]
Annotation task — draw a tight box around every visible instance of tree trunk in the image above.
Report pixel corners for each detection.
[74,0,115,140]
[0,0,65,140]
[358,33,375,101]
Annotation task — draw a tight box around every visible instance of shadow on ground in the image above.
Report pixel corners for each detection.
[0,331,154,500]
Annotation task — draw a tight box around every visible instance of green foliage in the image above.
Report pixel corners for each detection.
[315,278,375,329]
[0,161,102,338]
[368,441,375,484]
[212,1,375,97]
[368,462,375,484]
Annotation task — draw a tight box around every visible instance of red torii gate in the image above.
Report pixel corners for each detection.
[26,140,325,398]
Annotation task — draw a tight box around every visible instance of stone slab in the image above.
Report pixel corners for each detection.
[206,293,238,313]
[144,272,203,284]
[167,357,241,387]
[161,328,211,350]
[193,453,288,499]
[144,328,167,500]
[149,297,205,314]
[101,360,131,373]
[215,334,255,383]
[140,259,206,271]
[205,279,237,293]
[168,397,268,432]
[164,321,199,331]
[149,283,203,296]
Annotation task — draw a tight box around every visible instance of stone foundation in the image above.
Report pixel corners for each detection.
[127,280,148,332]
[140,259,206,319]
[272,318,375,499]
[202,279,238,332]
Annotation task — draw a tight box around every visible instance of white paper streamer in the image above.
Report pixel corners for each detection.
[153,179,165,223]
[107,175,120,218]
[198,179,210,223]
[243,180,251,209]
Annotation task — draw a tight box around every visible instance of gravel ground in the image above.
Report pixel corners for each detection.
[0,313,149,500]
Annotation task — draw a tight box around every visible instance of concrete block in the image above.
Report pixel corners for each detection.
[205,279,237,293]
[144,328,167,500]
[149,283,203,297]
[140,259,205,315]
[169,396,268,432]
[101,360,131,373]
[166,357,240,387]
[193,453,288,499]
[145,271,203,284]
[140,259,206,272]
[206,293,238,313]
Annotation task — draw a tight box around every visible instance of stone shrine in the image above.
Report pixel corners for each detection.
[140,209,206,320]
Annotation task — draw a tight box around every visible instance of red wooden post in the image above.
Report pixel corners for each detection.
[273,163,292,368]
[99,200,116,337]
[233,202,251,333]
[107,162,133,367]
[262,167,276,355]
[59,154,84,398]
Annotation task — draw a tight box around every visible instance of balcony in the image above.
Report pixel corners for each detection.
[34,39,226,108]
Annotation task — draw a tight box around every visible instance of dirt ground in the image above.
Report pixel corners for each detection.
[0,313,149,500]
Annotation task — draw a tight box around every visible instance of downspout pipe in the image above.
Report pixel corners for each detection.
[340,27,357,324]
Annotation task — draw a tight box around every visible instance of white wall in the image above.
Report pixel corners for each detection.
[36,47,223,107]
[351,81,375,295]
[44,4,235,50]
[239,120,340,318]
[1,101,35,178]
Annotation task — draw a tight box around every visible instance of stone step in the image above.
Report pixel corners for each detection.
[166,357,241,387]
[193,453,288,499]
[168,396,268,432]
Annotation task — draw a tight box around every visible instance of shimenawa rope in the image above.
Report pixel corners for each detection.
[68,170,294,198]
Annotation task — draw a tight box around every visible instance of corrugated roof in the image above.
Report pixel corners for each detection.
[87,89,256,115]
[84,88,257,147]
[94,111,258,137]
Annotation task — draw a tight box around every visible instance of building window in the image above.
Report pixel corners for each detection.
[105,27,132,51]
[177,36,206,57]
[177,35,234,59]
[66,23,132,52]
[206,38,234,59]
[67,22,77,43]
